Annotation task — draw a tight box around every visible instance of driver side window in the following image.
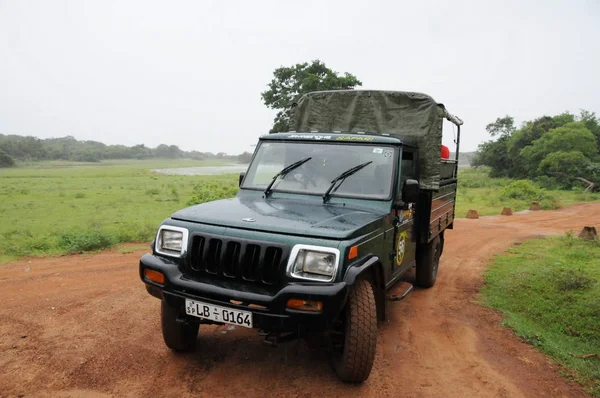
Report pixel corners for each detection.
[400,149,416,185]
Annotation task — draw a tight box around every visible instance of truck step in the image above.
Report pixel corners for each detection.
[387,281,414,301]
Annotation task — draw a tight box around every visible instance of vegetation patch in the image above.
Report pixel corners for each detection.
[187,180,239,205]
[456,168,599,217]
[0,160,240,262]
[57,230,114,253]
[501,180,553,201]
[481,236,600,396]
[472,111,599,192]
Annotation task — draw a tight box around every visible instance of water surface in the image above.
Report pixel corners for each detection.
[151,164,249,176]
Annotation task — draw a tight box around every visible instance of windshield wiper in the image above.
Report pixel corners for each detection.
[264,157,312,197]
[322,161,373,203]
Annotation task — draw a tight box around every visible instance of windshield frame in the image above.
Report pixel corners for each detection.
[240,140,400,202]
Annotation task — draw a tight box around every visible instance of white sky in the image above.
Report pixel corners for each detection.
[1,0,599,155]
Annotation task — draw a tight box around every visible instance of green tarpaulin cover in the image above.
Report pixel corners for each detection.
[289,90,448,190]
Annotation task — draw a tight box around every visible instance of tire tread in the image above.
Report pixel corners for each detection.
[335,279,377,383]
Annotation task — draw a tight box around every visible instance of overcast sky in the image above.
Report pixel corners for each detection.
[1,0,599,155]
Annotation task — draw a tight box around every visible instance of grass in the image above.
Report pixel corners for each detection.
[480,236,600,395]
[455,167,600,217]
[1,162,598,262]
[0,159,238,262]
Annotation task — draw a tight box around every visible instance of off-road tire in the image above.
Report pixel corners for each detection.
[415,234,442,288]
[333,279,377,383]
[161,301,199,352]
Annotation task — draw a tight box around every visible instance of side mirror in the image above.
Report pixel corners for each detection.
[239,172,246,187]
[402,179,419,204]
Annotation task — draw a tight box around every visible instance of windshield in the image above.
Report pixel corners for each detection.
[242,141,396,199]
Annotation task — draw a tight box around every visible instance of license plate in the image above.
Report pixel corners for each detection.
[185,299,253,328]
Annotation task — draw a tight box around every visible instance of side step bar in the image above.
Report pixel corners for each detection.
[387,281,414,301]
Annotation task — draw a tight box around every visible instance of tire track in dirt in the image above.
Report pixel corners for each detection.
[0,203,598,397]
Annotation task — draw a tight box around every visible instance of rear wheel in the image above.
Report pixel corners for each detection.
[331,279,377,383]
[415,235,442,288]
[161,301,199,352]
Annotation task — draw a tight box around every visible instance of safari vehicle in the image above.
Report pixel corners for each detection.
[139,90,463,383]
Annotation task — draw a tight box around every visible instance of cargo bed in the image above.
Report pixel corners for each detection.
[415,160,458,244]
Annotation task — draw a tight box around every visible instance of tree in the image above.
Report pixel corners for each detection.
[520,122,597,176]
[578,109,600,150]
[237,151,252,163]
[485,116,516,137]
[471,135,513,177]
[261,60,362,132]
[552,111,576,127]
[539,151,599,192]
[155,144,182,159]
[0,148,15,167]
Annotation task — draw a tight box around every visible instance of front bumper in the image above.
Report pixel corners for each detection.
[139,253,349,333]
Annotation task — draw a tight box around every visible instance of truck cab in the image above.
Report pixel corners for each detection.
[139,90,462,383]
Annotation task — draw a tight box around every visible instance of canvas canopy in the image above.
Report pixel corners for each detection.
[288,90,460,191]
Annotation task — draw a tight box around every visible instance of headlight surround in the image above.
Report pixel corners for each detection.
[155,225,189,257]
[287,245,340,282]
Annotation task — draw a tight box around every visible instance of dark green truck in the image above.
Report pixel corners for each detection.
[139,90,463,383]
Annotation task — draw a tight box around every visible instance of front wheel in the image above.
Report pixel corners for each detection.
[161,301,199,352]
[332,279,378,383]
[415,234,442,288]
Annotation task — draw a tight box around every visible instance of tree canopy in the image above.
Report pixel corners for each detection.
[485,116,516,137]
[261,60,362,132]
[473,110,600,191]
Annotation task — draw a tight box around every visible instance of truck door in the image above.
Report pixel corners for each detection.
[389,148,418,284]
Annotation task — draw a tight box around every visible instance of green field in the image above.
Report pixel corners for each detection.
[0,159,238,262]
[481,237,600,396]
[0,161,598,262]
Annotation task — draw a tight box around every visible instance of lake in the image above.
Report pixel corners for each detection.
[151,164,249,176]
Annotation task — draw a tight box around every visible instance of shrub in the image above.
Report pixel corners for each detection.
[187,181,239,205]
[116,223,156,243]
[540,198,561,210]
[57,230,114,253]
[554,269,595,291]
[74,192,86,199]
[502,180,553,201]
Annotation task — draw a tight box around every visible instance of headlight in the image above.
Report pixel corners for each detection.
[155,226,189,257]
[287,245,340,282]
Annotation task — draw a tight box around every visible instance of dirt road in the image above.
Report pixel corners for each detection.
[2,203,599,398]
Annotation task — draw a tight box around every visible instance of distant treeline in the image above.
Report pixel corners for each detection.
[0,134,253,167]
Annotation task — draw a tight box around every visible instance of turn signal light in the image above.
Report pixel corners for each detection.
[348,245,358,260]
[144,269,165,285]
[287,299,323,312]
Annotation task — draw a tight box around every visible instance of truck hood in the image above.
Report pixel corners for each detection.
[171,196,387,240]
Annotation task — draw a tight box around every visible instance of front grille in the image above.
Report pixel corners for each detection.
[188,234,289,286]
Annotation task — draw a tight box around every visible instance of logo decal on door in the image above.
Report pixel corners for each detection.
[396,231,409,266]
